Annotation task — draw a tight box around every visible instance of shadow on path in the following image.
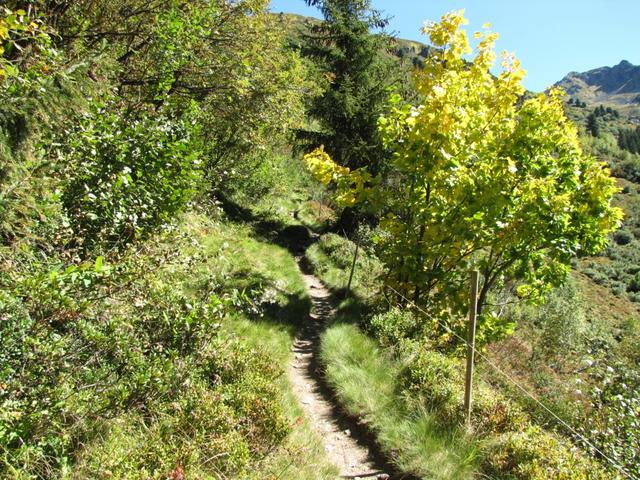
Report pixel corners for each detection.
[289,260,419,480]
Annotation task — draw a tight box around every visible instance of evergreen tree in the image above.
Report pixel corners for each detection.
[586,112,599,137]
[619,127,640,154]
[297,0,400,175]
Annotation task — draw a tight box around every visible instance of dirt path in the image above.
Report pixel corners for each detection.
[288,267,390,480]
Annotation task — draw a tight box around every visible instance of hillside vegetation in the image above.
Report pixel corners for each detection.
[1,2,638,480]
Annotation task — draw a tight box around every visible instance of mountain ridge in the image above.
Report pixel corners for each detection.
[556,60,640,105]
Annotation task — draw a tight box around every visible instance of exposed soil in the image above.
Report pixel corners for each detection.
[287,265,391,480]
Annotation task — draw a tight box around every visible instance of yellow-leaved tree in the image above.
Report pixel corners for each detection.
[305,10,622,343]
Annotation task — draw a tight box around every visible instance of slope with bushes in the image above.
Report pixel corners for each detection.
[0,3,339,478]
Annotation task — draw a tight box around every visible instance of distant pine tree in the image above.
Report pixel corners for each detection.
[297,0,400,175]
[618,126,640,154]
[586,112,600,137]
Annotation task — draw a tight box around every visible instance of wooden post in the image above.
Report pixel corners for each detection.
[464,270,479,426]
[345,233,360,298]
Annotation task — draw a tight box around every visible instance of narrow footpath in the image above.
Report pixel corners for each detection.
[287,265,390,480]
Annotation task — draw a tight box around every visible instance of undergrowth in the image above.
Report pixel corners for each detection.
[1,209,336,479]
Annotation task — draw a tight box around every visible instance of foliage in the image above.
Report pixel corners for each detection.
[320,312,611,479]
[0,6,56,98]
[297,0,401,175]
[577,360,640,476]
[0,210,325,478]
[306,11,622,343]
[366,306,421,347]
[35,0,313,193]
[586,111,600,137]
[304,232,384,302]
[524,281,587,362]
[320,321,477,479]
[489,274,640,478]
[59,103,202,250]
[618,126,640,154]
[482,426,612,480]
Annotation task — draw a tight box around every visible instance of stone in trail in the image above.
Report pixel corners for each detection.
[287,267,389,479]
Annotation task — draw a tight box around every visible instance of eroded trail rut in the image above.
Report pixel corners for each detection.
[288,266,390,479]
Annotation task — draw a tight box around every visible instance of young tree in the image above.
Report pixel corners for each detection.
[305,10,622,337]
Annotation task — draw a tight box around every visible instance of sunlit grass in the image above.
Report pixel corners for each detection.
[320,322,478,480]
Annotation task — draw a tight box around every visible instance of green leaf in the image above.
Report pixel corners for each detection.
[95,256,104,272]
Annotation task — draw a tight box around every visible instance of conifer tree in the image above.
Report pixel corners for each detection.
[586,112,600,137]
[297,0,400,175]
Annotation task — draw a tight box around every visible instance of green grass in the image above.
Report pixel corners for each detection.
[320,321,478,479]
[225,314,338,480]
[167,211,339,479]
[6,208,338,479]
[305,233,384,304]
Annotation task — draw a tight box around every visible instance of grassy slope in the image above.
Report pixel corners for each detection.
[69,209,337,479]
[167,211,337,480]
[320,322,477,479]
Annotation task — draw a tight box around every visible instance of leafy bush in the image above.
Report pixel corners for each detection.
[400,346,460,414]
[576,361,640,478]
[60,103,202,250]
[482,426,612,480]
[365,307,421,347]
[0,243,288,478]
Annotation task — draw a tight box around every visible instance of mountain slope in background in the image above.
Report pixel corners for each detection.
[556,60,640,105]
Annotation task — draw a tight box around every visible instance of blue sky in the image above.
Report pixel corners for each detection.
[269,0,640,92]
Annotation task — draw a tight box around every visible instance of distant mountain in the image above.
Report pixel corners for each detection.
[556,60,640,105]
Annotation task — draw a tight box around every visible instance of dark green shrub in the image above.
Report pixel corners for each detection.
[627,271,640,293]
[614,229,633,245]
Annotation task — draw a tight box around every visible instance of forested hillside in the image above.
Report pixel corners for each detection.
[1,2,637,479]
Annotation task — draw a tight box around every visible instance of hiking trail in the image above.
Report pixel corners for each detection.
[287,264,390,480]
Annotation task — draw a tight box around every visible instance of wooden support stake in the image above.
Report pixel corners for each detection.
[345,233,360,298]
[464,270,479,426]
